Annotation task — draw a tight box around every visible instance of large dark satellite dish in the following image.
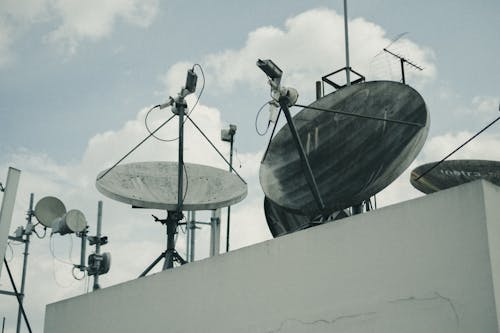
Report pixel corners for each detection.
[260,80,429,216]
[410,159,500,194]
[96,161,247,210]
[264,196,348,237]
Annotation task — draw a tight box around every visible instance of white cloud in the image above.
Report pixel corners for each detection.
[202,8,436,100]
[471,95,499,115]
[376,126,500,208]
[45,0,159,54]
[0,88,266,332]
[0,0,159,59]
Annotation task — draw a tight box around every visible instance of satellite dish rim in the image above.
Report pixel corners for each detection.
[96,161,248,210]
[34,196,67,228]
[410,159,500,194]
[260,80,429,215]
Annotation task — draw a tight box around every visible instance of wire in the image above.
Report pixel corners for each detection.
[32,224,47,239]
[49,235,74,266]
[144,64,206,142]
[97,113,177,180]
[5,241,14,262]
[255,100,273,136]
[72,266,86,281]
[261,108,283,163]
[415,115,500,181]
[185,114,247,184]
[234,148,242,168]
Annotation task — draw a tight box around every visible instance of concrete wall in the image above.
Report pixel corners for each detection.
[45,180,500,333]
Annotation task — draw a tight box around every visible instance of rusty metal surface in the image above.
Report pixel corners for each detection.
[264,196,348,237]
[260,81,429,216]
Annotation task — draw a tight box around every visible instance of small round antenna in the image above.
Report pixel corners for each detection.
[52,209,87,235]
[34,196,66,228]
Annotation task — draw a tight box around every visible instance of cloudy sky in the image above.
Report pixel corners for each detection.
[1,0,499,331]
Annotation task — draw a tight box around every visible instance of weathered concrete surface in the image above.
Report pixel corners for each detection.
[260,80,429,216]
[46,180,500,333]
[96,161,247,210]
[411,159,500,194]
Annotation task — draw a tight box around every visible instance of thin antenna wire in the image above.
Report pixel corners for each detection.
[185,114,247,184]
[261,108,283,163]
[294,103,424,127]
[97,114,176,180]
[415,115,500,181]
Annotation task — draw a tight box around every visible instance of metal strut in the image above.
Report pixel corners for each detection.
[279,96,325,212]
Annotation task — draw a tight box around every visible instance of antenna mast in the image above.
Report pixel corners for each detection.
[343,0,351,86]
[383,47,423,84]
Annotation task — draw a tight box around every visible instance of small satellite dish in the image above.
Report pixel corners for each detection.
[52,209,87,235]
[96,161,247,210]
[410,159,500,194]
[34,196,67,228]
[260,80,429,216]
[264,196,348,237]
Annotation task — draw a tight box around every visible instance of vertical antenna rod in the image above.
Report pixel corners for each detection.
[16,193,33,333]
[93,201,103,291]
[343,0,351,86]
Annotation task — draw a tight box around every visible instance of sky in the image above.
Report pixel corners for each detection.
[0,0,499,332]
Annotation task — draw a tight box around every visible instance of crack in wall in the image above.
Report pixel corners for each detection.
[265,311,377,333]
[388,291,459,328]
[265,291,458,333]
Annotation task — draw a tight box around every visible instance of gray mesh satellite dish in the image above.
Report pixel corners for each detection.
[260,80,429,217]
[52,209,87,235]
[96,161,247,210]
[34,196,67,228]
[264,196,348,237]
[410,159,500,194]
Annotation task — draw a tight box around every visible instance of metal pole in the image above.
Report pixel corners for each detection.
[177,101,185,215]
[279,98,325,211]
[16,193,33,333]
[225,136,234,252]
[343,0,351,86]
[400,58,406,84]
[210,209,221,256]
[188,211,196,262]
[315,81,322,100]
[3,260,32,333]
[2,317,5,333]
[186,211,191,261]
[93,201,103,291]
[79,229,87,272]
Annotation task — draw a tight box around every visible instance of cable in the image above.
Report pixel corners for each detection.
[5,241,14,262]
[72,266,86,281]
[185,114,247,184]
[144,64,206,142]
[415,115,500,181]
[234,147,242,168]
[49,235,73,266]
[255,100,273,136]
[97,113,177,180]
[261,107,283,163]
[294,103,424,127]
[32,224,47,239]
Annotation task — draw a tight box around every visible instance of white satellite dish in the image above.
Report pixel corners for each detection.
[52,209,87,235]
[96,161,247,210]
[34,196,66,228]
